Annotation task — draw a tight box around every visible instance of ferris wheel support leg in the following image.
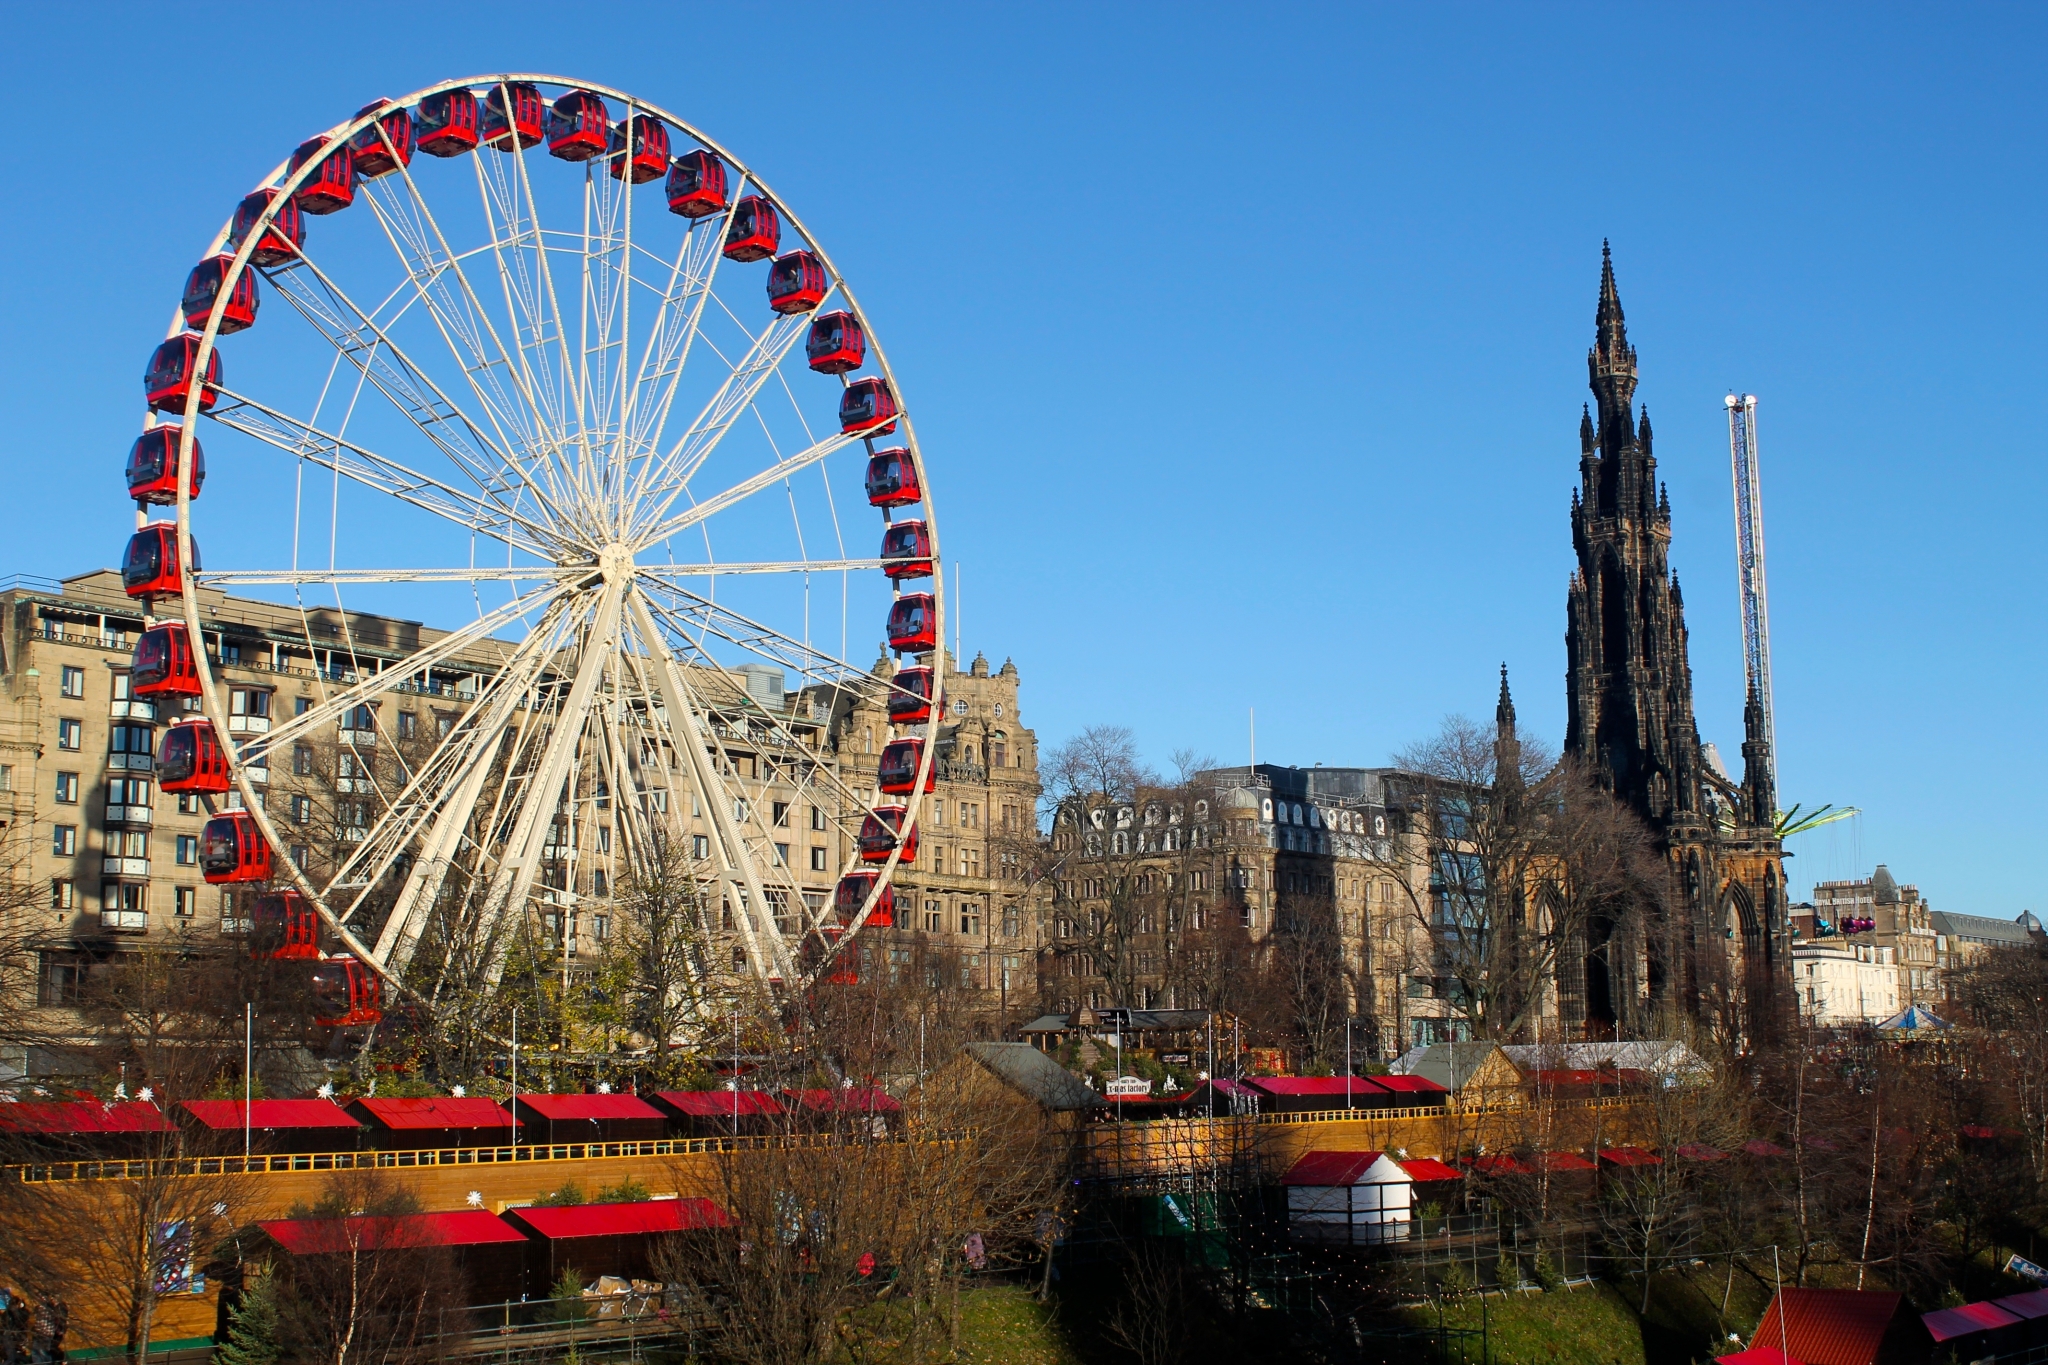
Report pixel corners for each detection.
[625,589,796,990]
[476,578,629,985]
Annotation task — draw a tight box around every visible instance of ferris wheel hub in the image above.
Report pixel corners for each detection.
[596,542,636,585]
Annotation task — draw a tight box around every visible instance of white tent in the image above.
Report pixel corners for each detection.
[1281,1150,1413,1246]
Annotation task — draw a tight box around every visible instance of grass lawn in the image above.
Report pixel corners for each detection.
[1402,1283,1648,1365]
[955,1284,1080,1365]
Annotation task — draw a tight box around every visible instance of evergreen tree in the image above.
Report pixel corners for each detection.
[214,1268,280,1365]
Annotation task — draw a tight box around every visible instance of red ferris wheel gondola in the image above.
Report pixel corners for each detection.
[181,256,259,335]
[858,806,919,865]
[288,136,355,215]
[144,335,221,414]
[766,251,826,315]
[126,427,205,505]
[201,811,272,884]
[886,593,936,653]
[414,88,479,157]
[665,149,727,219]
[865,447,920,507]
[348,100,416,178]
[130,623,202,700]
[805,310,864,374]
[835,872,895,928]
[228,188,305,267]
[480,81,545,150]
[879,520,932,580]
[158,718,231,793]
[252,890,321,960]
[545,89,611,161]
[311,956,383,1029]
[839,378,897,436]
[877,738,935,795]
[723,195,779,262]
[887,665,937,724]
[608,115,670,182]
[122,525,198,599]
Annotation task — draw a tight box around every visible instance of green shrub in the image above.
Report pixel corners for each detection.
[1531,1249,1564,1292]
[597,1175,651,1203]
[534,1180,588,1207]
[1439,1259,1475,1297]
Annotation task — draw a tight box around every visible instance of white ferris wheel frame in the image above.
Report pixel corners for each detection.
[148,74,941,1011]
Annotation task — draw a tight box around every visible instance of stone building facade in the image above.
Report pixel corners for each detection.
[0,569,1041,1053]
[1562,246,1788,1040]
[1801,865,1940,1007]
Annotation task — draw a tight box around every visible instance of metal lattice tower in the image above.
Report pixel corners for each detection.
[1724,393,1776,763]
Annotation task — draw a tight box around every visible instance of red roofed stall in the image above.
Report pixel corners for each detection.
[783,1088,901,1131]
[0,1099,177,1156]
[257,1209,527,1302]
[1921,1301,2026,1361]
[507,1093,667,1144]
[1366,1074,1450,1107]
[648,1089,786,1137]
[1245,1077,1392,1113]
[1397,1157,1462,1183]
[178,1099,364,1154]
[347,1096,520,1150]
[1994,1289,2048,1349]
[503,1198,731,1293]
[1597,1146,1663,1169]
[1748,1288,1933,1365]
[1713,1348,1800,1365]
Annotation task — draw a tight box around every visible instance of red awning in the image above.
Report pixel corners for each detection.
[349,1097,518,1131]
[654,1089,786,1118]
[1743,1139,1788,1158]
[508,1198,731,1239]
[1371,1075,1450,1095]
[0,1100,175,1135]
[261,1210,525,1253]
[181,1099,361,1131]
[1598,1146,1662,1167]
[1281,1150,1390,1186]
[1468,1154,1535,1176]
[1398,1157,1462,1182]
[1675,1142,1728,1162]
[1539,1152,1598,1172]
[1994,1289,2048,1323]
[510,1093,665,1122]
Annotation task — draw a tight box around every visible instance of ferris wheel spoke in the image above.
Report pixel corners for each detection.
[197,566,565,587]
[471,148,583,507]
[471,579,631,983]
[624,592,796,985]
[361,598,585,969]
[636,576,889,690]
[632,311,810,524]
[263,249,556,519]
[633,428,862,548]
[239,581,565,759]
[358,172,582,520]
[623,215,723,484]
[628,172,752,508]
[204,392,558,554]
[643,558,888,579]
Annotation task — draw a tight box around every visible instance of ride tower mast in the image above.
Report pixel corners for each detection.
[1724,393,1775,766]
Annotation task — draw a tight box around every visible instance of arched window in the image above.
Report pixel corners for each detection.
[1261,798,1273,821]
[991,730,1008,768]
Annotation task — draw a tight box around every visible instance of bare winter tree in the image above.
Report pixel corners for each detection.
[1387,707,1666,1041]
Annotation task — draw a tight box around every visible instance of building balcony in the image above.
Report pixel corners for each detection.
[102,856,150,877]
[104,804,153,826]
[99,910,148,934]
[338,728,377,747]
[244,766,268,786]
[109,699,157,722]
[107,752,153,772]
[336,776,375,794]
[227,715,272,736]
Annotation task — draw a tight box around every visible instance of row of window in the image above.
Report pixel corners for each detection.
[49,877,202,917]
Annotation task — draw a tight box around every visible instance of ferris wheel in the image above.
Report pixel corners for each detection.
[118,76,940,1016]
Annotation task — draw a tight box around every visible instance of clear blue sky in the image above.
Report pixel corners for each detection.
[0,5,2039,913]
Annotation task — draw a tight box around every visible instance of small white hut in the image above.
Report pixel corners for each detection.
[1280,1150,1413,1246]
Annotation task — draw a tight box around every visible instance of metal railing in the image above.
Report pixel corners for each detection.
[7,1131,853,1185]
